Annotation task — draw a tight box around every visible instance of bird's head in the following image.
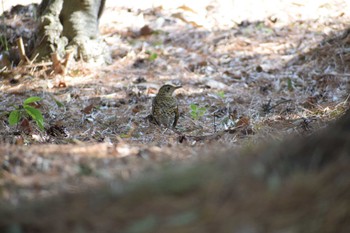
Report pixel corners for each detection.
[157,84,182,97]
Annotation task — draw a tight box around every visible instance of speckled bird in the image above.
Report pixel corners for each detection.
[151,84,182,128]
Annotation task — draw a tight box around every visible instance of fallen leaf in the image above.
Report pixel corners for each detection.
[132,105,144,114]
[19,118,32,134]
[178,5,197,13]
[147,87,158,95]
[15,135,24,145]
[140,25,153,36]
[236,116,250,127]
[82,104,94,114]
[171,12,202,27]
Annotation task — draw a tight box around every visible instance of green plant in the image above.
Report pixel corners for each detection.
[145,50,158,61]
[217,90,225,99]
[190,104,206,120]
[51,96,64,108]
[287,77,294,91]
[0,35,8,51]
[8,96,45,131]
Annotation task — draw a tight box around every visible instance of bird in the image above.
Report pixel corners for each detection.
[151,84,182,128]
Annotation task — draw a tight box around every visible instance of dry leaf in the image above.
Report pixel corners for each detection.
[15,135,24,145]
[140,25,153,36]
[132,105,144,114]
[147,87,158,95]
[236,116,250,127]
[178,5,197,14]
[171,12,202,27]
[20,118,32,134]
[82,104,94,114]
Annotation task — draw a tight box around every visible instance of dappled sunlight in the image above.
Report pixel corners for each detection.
[102,0,349,30]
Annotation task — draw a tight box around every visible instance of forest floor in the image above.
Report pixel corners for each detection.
[0,0,349,202]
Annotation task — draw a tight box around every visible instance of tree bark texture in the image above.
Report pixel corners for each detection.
[32,0,110,64]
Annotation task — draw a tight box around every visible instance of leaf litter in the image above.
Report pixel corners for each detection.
[0,0,350,202]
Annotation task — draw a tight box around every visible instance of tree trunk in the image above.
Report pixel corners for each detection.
[32,0,110,64]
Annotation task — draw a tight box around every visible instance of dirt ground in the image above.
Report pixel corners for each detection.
[0,0,349,202]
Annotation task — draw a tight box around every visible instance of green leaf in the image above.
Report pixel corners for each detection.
[24,106,44,130]
[8,110,21,126]
[149,53,158,61]
[217,91,225,98]
[55,99,64,108]
[23,96,42,104]
[189,104,207,121]
[120,133,130,138]
[54,98,64,107]
[0,35,9,51]
[287,78,294,91]
[198,107,206,117]
[48,94,64,107]
[190,104,197,111]
[35,120,44,131]
[24,106,42,121]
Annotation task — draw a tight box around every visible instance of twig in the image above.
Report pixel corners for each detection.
[312,72,350,77]
[30,53,39,65]
[262,99,292,113]
[51,50,74,75]
[16,37,30,64]
[23,62,53,68]
[62,49,73,73]
[51,52,63,74]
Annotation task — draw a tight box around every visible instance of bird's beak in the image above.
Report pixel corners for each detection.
[175,86,182,89]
